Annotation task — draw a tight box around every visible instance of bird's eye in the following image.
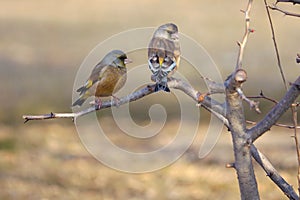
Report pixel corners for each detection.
[119,55,127,60]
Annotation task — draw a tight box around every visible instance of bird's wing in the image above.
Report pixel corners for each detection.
[76,62,108,95]
[90,61,109,82]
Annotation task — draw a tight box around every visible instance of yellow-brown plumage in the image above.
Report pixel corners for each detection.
[148,23,181,92]
[72,50,131,107]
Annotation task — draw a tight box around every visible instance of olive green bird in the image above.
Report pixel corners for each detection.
[72,50,132,108]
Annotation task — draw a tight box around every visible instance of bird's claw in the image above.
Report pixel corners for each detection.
[89,99,102,109]
[112,95,121,108]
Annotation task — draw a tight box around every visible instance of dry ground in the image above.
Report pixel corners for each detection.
[0,120,298,199]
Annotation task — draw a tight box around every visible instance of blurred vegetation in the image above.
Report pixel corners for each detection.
[0,0,300,199]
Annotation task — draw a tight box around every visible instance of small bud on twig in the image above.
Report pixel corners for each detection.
[235,69,247,83]
[226,163,236,169]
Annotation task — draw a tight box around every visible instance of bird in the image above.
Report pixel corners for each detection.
[148,23,181,92]
[72,50,132,108]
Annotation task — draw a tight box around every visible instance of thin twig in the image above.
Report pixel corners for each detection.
[236,0,253,70]
[225,163,236,169]
[236,88,261,113]
[264,0,288,90]
[247,90,278,104]
[269,4,300,17]
[268,1,300,193]
[251,145,299,200]
[249,76,300,142]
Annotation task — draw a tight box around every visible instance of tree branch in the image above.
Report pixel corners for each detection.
[276,0,300,5]
[264,0,288,90]
[23,78,227,124]
[168,77,227,122]
[201,76,225,95]
[248,90,278,104]
[246,120,300,129]
[269,4,300,17]
[236,0,253,70]
[237,88,261,114]
[251,145,299,200]
[225,69,260,199]
[291,105,300,195]
[225,1,261,199]
[23,83,156,122]
[249,76,300,142]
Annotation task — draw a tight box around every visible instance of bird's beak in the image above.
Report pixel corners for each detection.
[158,57,164,66]
[171,33,179,40]
[124,58,133,65]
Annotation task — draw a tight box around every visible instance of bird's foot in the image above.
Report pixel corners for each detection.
[89,98,102,110]
[112,95,121,108]
[155,83,170,92]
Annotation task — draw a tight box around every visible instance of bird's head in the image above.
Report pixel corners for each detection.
[105,50,132,68]
[154,23,179,40]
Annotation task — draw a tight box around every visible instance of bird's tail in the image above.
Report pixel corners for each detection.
[72,95,89,107]
[76,80,93,95]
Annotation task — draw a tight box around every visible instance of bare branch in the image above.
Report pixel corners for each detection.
[236,0,253,70]
[226,1,261,198]
[237,88,261,114]
[202,76,225,94]
[294,102,300,107]
[269,4,300,17]
[291,105,300,195]
[166,78,230,128]
[264,0,288,90]
[23,78,227,124]
[251,145,299,200]
[249,76,300,142]
[225,69,260,199]
[23,112,75,123]
[246,120,300,129]
[248,90,278,104]
[23,84,156,122]
[276,0,300,5]
[226,163,236,169]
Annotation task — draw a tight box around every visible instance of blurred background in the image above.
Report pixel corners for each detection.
[1,0,300,199]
